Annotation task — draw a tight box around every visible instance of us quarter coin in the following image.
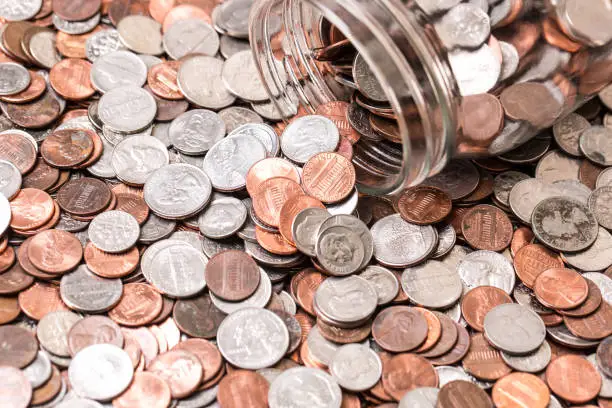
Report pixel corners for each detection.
[177,56,235,110]
[88,210,140,253]
[457,250,516,294]
[98,86,157,133]
[329,344,382,392]
[484,303,546,355]
[401,260,463,309]
[268,367,342,408]
[90,50,147,93]
[198,193,247,239]
[111,135,169,186]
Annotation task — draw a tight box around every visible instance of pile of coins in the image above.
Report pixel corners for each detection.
[0,0,610,408]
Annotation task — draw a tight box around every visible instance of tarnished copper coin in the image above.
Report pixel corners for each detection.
[0,263,34,295]
[500,82,563,129]
[0,325,38,368]
[533,268,589,310]
[460,93,504,146]
[0,133,36,174]
[148,61,184,100]
[53,0,101,21]
[461,204,513,251]
[315,101,360,144]
[0,247,15,273]
[513,244,564,288]
[9,188,54,230]
[149,350,203,399]
[252,177,304,227]
[396,186,452,225]
[22,158,60,191]
[172,338,223,384]
[255,227,298,256]
[564,301,612,340]
[2,91,62,129]
[114,193,150,224]
[173,293,226,340]
[17,282,68,320]
[112,372,172,408]
[510,226,535,256]
[372,306,429,353]
[462,333,511,381]
[57,177,112,216]
[381,353,438,401]
[0,296,20,325]
[27,229,82,274]
[413,307,442,353]
[84,242,140,279]
[245,157,301,197]
[67,316,124,357]
[0,71,45,103]
[218,370,269,408]
[492,372,550,408]
[278,195,325,244]
[301,152,355,204]
[461,286,513,332]
[316,317,371,344]
[437,380,493,408]
[49,58,95,101]
[205,250,260,301]
[546,355,602,404]
[108,283,163,327]
[41,129,95,168]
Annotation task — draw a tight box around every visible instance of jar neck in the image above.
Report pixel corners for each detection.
[250,0,460,195]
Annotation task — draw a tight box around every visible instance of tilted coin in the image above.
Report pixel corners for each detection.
[587,353,612,398]
[448,44,500,96]
[315,226,365,276]
[281,115,340,164]
[90,50,147,93]
[88,210,140,253]
[0,159,21,199]
[329,343,382,392]
[23,350,52,389]
[268,367,342,408]
[402,260,463,309]
[111,135,169,186]
[501,340,551,373]
[580,125,612,166]
[213,0,255,38]
[484,303,546,355]
[422,160,480,201]
[399,387,439,408]
[85,29,126,63]
[457,250,516,294]
[117,15,163,55]
[352,54,386,102]
[292,208,330,257]
[563,227,612,271]
[589,186,612,230]
[163,19,219,60]
[98,86,157,134]
[314,276,378,326]
[177,55,235,110]
[60,265,123,313]
[198,193,247,239]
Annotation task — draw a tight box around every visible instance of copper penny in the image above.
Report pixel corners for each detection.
[372,306,429,353]
[413,307,442,353]
[419,311,459,358]
[315,101,360,144]
[172,338,223,384]
[2,22,34,63]
[9,188,54,230]
[252,176,305,227]
[427,321,469,366]
[109,0,151,26]
[542,18,583,53]
[600,398,612,408]
[53,0,101,21]
[461,286,513,332]
[579,160,604,190]
[205,250,260,301]
[0,325,38,368]
[31,365,61,405]
[461,204,513,251]
[149,0,175,22]
[492,372,550,408]
[122,327,159,367]
[255,227,298,255]
[41,129,95,168]
[294,269,326,316]
[17,282,68,320]
[541,313,563,327]
[0,71,45,103]
[564,301,612,340]
[149,350,203,399]
[162,4,211,32]
[112,372,172,408]
[15,237,56,280]
[437,380,493,408]
[0,132,36,174]
[67,316,123,356]
[245,157,301,197]
[460,94,504,146]
[0,238,6,254]
[114,193,150,224]
[3,91,61,129]
[0,246,15,273]
[316,317,371,344]
[533,268,589,310]
[370,351,394,402]
[500,82,563,128]
[513,244,564,288]
[396,186,452,225]
[447,206,471,237]
[47,170,71,194]
[217,370,268,408]
[17,201,61,237]
[459,168,494,204]
[75,129,104,169]
[173,293,226,339]
[84,242,140,279]
[56,27,103,59]
[22,158,60,191]
[335,136,353,161]
[510,226,535,257]
[462,333,512,381]
[49,58,95,101]
[560,279,603,317]
[0,263,34,295]
[302,152,356,204]
[546,355,602,404]
[0,296,20,325]
[109,283,163,327]
[381,353,438,401]
[148,61,184,100]
[27,229,82,274]
[57,177,112,216]
[278,195,325,244]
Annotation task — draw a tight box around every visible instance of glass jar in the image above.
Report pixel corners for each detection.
[249,0,612,195]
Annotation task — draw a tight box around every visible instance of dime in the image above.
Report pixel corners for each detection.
[0,63,31,95]
[198,193,247,239]
[88,210,139,253]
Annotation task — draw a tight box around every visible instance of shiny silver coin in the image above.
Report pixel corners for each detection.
[111,135,169,186]
[28,30,61,69]
[221,50,284,102]
[169,109,226,155]
[547,324,600,349]
[329,344,382,392]
[484,303,546,355]
[580,125,612,166]
[22,350,52,389]
[228,123,279,157]
[359,265,399,305]
[315,226,365,276]
[0,0,41,21]
[52,13,100,35]
[177,56,235,110]
[314,276,378,326]
[98,86,157,134]
[147,242,207,298]
[217,307,289,370]
[198,193,247,239]
[60,265,123,313]
[509,178,563,225]
[370,214,437,268]
[422,160,480,200]
[399,387,439,408]
[268,367,342,408]
[201,236,244,258]
[448,44,500,96]
[139,213,176,244]
[501,340,551,373]
[202,133,267,191]
[318,214,373,270]
[326,187,359,215]
[140,239,184,281]
[163,19,219,60]
[37,311,83,357]
[219,35,250,59]
[0,159,21,199]
[68,344,133,401]
[117,15,163,55]
[552,112,590,157]
[597,167,612,188]
[352,54,387,102]
[401,260,463,309]
[493,171,530,208]
[85,28,126,63]
[0,62,30,95]
[588,186,612,230]
[588,353,612,398]
[281,115,340,164]
[292,207,330,257]
[432,224,456,258]
[244,240,304,268]
[209,269,272,314]
[498,41,519,81]
[90,50,147,93]
[274,310,301,354]
[583,271,612,305]
[457,250,516,294]
[144,163,212,219]
[212,0,253,39]
[436,366,475,388]
[532,196,598,252]
[535,150,581,183]
[168,230,204,252]
[218,106,264,134]
[86,136,116,179]
[563,227,612,271]
[435,3,490,48]
[88,210,140,253]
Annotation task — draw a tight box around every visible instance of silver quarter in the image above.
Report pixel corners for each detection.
[209,269,272,314]
[111,135,169,186]
[0,0,41,21]
[359,265,399,305]
[0,62,30,95]
[144,163,212,219]
[169,109,226,155]
[370,214,437,268]
[401,260,463,309]
[228,123,279,156]
[484,303,546,355]
[292,208,330,257]
[435,3,490,48]
[422,160,480,200]
[315,226,365,276]
[219,35,250,59]
[583,272,612,305]
[268,367,342,408]
[597,167,612,188]
[563,227,612,271]
[218,106,264,133]
[329,344,382,392]
[457,250,516,294]
[493,171,530,208]
[352,53,387,102]
[177,56,235,110]
[432,224,456,258]
[580,125,612,166]
[448,44,500,96]
[318,214,373,270]
[37,311,83,357]
[314,276,378,326]
[23,350,52,389]
[552,113,590,157]
[163,19,219,60]
[399,387,439,408]
[52,13,100,35]
[535,150,581,183]
[148,243,207,298]
[88,210,140,253]
[281,115,340,164]
[198,193,247,239]
[90,50,147,93]
[117,15,163,55]
[221,50,286,102]
[0,159,21,199]
[217,307,289,370]
[139,214,176,244]
[60,265,123,313]
[68,344,133,401]
[212,0,253,39]
[501,340,551,373]
[86,29,126,63]
[98,86,157,133]
[589,186,612,230]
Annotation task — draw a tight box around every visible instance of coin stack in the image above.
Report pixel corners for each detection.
[0,0,610,408]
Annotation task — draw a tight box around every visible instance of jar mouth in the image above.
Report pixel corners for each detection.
[250,0,459,195]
